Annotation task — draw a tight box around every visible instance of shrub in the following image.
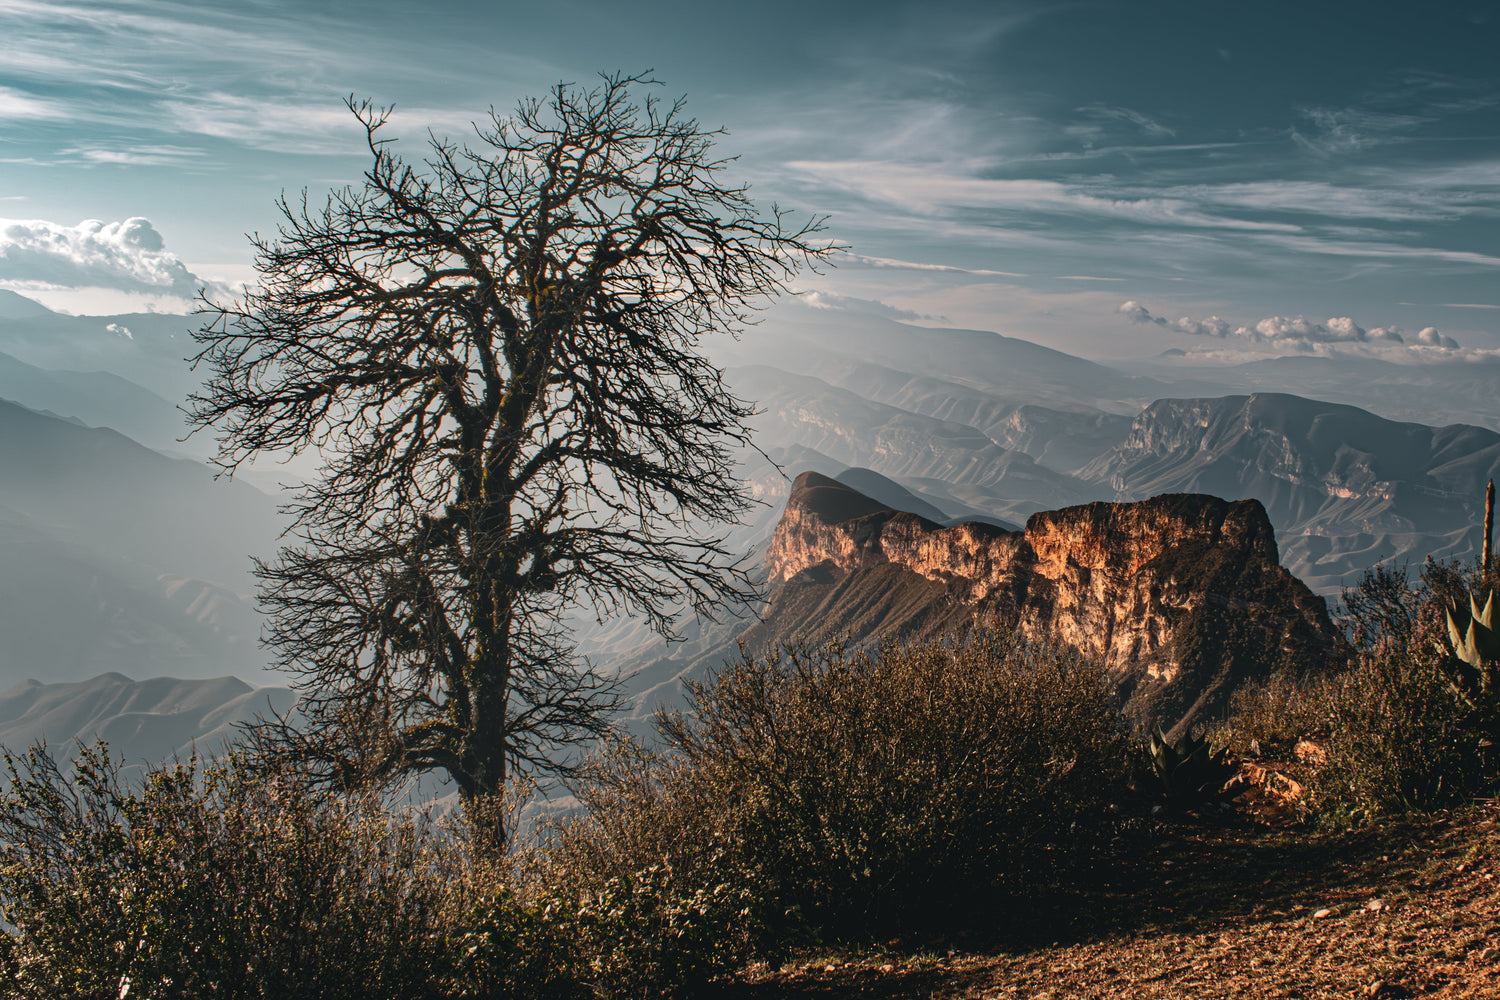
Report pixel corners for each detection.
[0,743,498,1000]
[0,739,774,1000]
[542,630,1130,947]
[1314,648,1494,826]
[1206,669,1333,759]
[1339,558,1484,657]
[1311,557,1500,825]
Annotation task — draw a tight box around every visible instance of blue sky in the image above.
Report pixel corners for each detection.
[1,0,1498,362]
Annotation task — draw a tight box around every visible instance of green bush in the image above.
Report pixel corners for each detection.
[543,630,1129,947]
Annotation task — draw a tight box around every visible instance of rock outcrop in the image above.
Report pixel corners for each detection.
[755,471,1347,736]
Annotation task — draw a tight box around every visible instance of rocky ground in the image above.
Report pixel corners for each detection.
[727,802,1500,999]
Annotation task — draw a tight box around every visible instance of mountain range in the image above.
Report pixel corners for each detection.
[0,292,1497,763]
[0,672,294,780]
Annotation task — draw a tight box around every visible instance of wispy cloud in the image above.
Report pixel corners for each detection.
[0,86,65,120]
[1075,103,1175,138]
[159,94,370,155]
[783,160,1305,232]
[1291,106,1430,156]
[61,144,207,166]
[0,0,500,155]
[1149,179,1488,222]
[847,253,1027,278]
[1249,233,1500,269]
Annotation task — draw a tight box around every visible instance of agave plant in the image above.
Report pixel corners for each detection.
[1147,726,1236,802]
[1439,586,1500,737]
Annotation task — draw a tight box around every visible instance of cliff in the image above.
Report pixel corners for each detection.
[757,471,1347,736]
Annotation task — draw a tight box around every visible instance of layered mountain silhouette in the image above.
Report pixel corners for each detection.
[0,349,188,455]
[0,672,293,779]
[0,398,282,687]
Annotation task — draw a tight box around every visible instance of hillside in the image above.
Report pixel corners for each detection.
[0,398,282,686]
[745,472,1344,735]
[734,805,1500,999]
[613,472,1346,737]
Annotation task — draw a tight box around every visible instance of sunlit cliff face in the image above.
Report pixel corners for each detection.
[764,472,1345,736]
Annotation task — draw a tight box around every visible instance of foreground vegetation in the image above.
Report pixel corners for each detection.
[2,561,1498,998]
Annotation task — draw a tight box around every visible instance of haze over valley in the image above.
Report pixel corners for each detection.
[2,287,1497,760]
[1,0,1498,767]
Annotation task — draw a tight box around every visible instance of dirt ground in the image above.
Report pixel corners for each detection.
[727,802,1500,999]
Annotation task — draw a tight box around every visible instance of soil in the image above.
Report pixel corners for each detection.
[726,801,1500,999]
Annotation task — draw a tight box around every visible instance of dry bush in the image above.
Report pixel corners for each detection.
[535,630,1130,948]
[1207,669,1334,759]
[0,744,564,1000]
[1315,648,1492,826]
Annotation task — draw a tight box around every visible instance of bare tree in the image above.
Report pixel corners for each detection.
[188,72,833,846]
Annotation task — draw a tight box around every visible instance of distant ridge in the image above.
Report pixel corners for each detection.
[0,399,282,686]
[1083,393,1500,593]
[0,673,294,774]
[0,290,52,320]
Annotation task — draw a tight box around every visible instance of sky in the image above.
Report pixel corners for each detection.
[1,0,1498,363]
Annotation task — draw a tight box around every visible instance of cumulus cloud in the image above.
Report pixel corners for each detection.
[1118,300,1464,355]
[1118,300,1232,338]
[1417,326,1461,350]
[0,217,231,313]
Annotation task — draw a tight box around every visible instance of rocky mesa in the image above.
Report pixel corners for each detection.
[758,471,1347,735]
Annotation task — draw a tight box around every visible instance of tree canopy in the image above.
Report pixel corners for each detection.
[188,72,833,843]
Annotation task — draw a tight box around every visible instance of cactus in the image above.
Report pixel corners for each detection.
[1439,587,1500,734]
[1148,726,1235,801]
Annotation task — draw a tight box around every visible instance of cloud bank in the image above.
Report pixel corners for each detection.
[799,290,936,322]
[0,218,230,314]
[1119,300,1462,354]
